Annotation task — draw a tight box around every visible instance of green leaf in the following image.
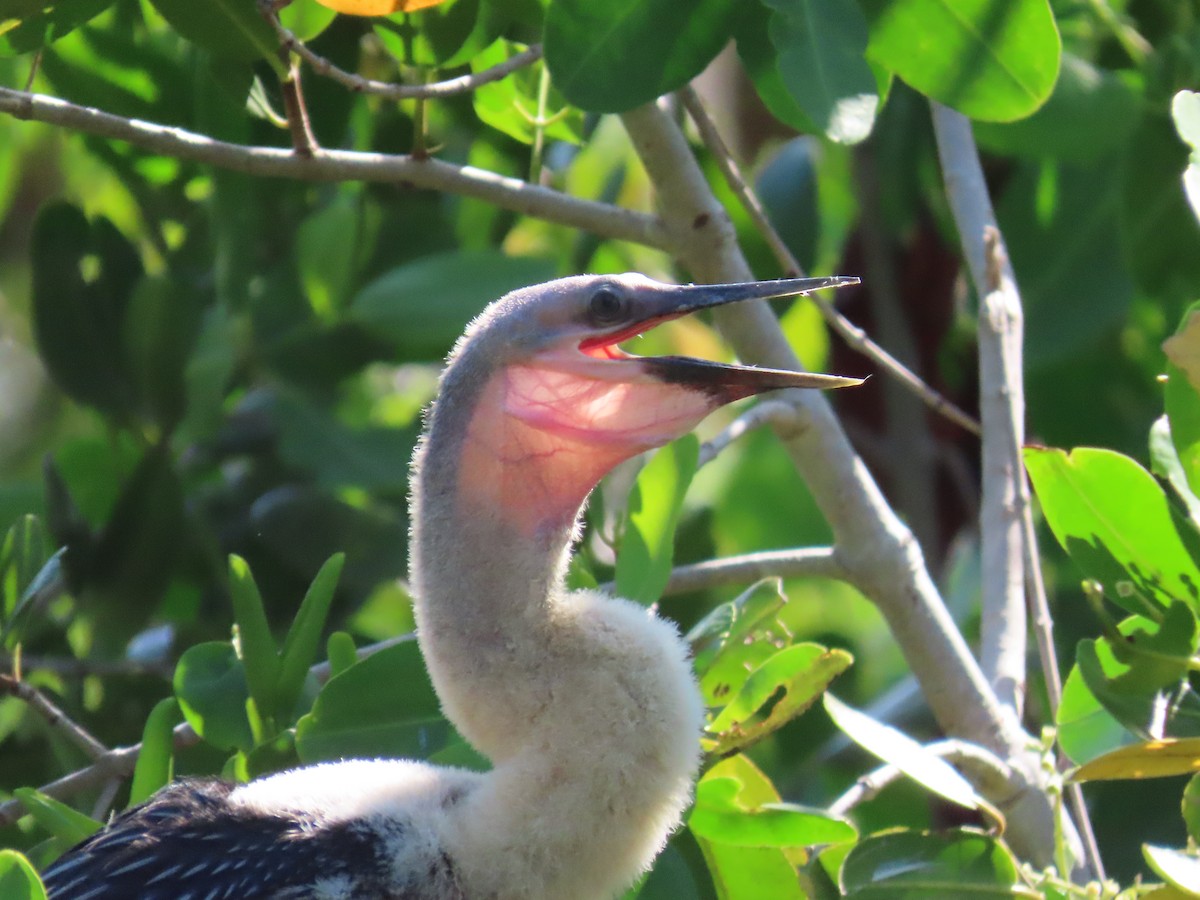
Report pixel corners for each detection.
[278,0,337,41]
[13,788,101,845]
[374,0,486,67]
[271,389,417,492]
[227,554,280,730]
[543,0,741,113]
[765,0,878,145]
[690,773,856,847]
[349,250,556,360]
[1024,446,1200,615]
[1,514,48,626]
[973,54,1138,163]
[297,195,362,320]
[122,274,203,429]
[997,163,1132,367]
[1145,845,1200,895]
[1174,91,1200,223]
[0,850,47,900]
[1183,773,1200,844]
[687,578,787,679]
[129,698,181,806]
[295,641,450,762]
[1150,415,1200,527]
[824,694,1001,824]
[1164,307,1200,502]
[326,631,359,680]
[615,436,699,606]
[1075,619,1200,741]
[689,755,811,900]
[1057,660,1134,765]
[174,641,255,753]
[841,830,1023,896]
[31,203,141,418]
[472,43,584,145]
[862,0,1060,122]
[705,643,851,756]
[148,0,280,64]
[0,0,114,56]
[276,553,345,720]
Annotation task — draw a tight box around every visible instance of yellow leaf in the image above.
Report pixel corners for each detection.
[310,0,446,16]
[1071,739,1200,782]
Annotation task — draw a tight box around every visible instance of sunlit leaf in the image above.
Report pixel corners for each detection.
[174,641,255,753]
[1057,658,1135,765]
[1024,446,1200,615]
[1174,91,1200,223]
[690,772,856,847]
[129,698,180,806]
[862,0,1060,122]
[705,643,851,756]
[690,756,810,899]
[1072,739,1200,782]
[277,553,345,720]
[1144,845,1200,895]
[13,788,101,845]
[228,555,280,732]
[616,436,699,606]
[0,849,47,900]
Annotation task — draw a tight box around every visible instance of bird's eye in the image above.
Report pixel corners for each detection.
[588,287,625,325]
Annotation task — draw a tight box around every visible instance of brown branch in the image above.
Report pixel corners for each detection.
[0,86,665,249]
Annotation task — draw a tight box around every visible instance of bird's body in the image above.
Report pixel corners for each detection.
[40,273,859,899]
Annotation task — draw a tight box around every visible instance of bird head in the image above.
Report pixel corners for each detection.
[444,273,863,536]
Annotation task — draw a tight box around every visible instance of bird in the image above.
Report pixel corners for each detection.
[39,272,861,900]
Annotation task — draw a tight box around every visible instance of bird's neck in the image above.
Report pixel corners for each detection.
[409,363,702,896]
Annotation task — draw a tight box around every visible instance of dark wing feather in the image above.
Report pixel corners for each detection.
[40,778,408,900]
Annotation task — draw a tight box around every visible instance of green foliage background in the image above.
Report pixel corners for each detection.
[0,0,1198,896]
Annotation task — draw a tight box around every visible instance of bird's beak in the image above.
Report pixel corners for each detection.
[582,276,864,400]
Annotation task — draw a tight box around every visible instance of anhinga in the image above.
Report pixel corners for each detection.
[41,273,860,899]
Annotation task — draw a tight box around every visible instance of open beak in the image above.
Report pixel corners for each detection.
[584,275,865,399]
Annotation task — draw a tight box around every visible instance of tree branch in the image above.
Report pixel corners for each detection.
[676,85,980,438]
[0,87,665,249]
[931,101,1099,880]
[0,673,108,761]
[827,738,1015,819]
[660,547,843,596]
[620,97,1060,870]
[262,4,544,101]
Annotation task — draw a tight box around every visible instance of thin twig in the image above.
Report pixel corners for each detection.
[931,101,1100,881]
[658,547,844,595]
[260,2,543,101]
[0,86,665,249]
[0,673,110,761]
[697,399,798,467]
[828,738,1014,818]
[677,85,980,438]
